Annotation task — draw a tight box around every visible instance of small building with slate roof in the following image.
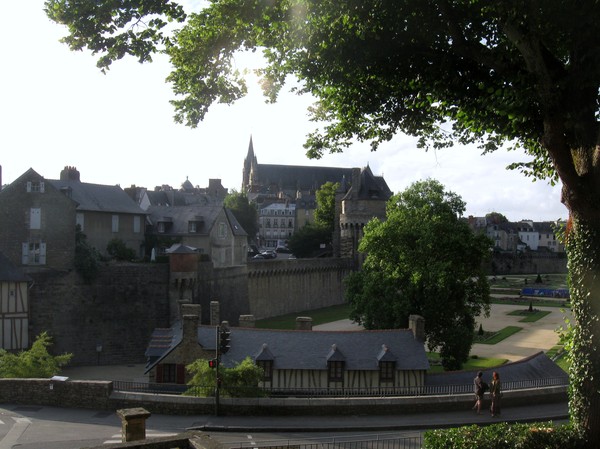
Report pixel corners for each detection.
[0,251,32,350]
[145,203,248,267]
[48,166,147,259]
[145,308,429,389]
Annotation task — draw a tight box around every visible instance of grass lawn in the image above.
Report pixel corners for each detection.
[474,326,523,344]
[427,352,508,373]
[490,297,570,308]
[255,303,353,329]
[546,345,570,372]
[489,273,568,290]
[507,309,552,322]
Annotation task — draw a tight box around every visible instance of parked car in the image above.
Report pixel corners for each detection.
[252,254,266,259]
[276,246,292,253]
[261,250,277,259]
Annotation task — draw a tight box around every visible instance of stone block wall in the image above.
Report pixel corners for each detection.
[29,263,170,366]
[247,258,352,319]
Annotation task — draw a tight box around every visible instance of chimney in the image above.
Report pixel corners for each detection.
[180,303,201,320]
[182,314,199,345]
[409,315,425,341]
[60,166,81,182]
[295,316,313,331]
[351,168,361,196]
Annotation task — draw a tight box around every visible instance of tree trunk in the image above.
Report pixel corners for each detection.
[566,216,600,447]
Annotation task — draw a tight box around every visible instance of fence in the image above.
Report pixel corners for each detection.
[112,376,568,398]
[228,433,423,449]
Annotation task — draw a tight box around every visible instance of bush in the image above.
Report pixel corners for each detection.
[106,238,136,261]
[424,422,584,449]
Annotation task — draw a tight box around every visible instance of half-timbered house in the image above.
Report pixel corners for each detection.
[0,251,31,350]
[145,311,429,389]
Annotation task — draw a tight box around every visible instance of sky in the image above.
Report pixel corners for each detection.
[0,2,568,222]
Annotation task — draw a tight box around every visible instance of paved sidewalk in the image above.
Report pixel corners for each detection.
[191,401,569,432]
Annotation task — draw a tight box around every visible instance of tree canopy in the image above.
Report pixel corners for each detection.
[224,190,258,242]
[45,1,600,444]
[346,179,491,370]
[314,181,339,232]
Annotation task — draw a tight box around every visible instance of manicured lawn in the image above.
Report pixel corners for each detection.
[490,297,570,308]
[427,352,508,373]
[489,273,568,290]
[474,326,523,344]
[546,345,570,372]
[507,309,552,322]
[255,303,353,329]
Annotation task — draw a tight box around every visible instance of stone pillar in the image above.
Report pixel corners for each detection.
[210,301,220,326]
[239,315,256,328]
[296,316,313,330]
[116,408,151,442]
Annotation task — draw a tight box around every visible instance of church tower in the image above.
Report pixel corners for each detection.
[242,136,258,193]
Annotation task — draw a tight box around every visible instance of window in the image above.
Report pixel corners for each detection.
[328,361,344,382]
[158,222,165,233]
[288,219,293,228]
[273,219,278,228]
[257,360,273,381]
[133,216,141,233]
[76,213,84,231]
[218,222,227,238]
[188,221,197,233]
[26,181,45,193]
[162,364,177,383]
[266,219,271,228]
[22,242,46,265]
[112,215,119,233]
[29,208,41,230]
[379,362,395,382]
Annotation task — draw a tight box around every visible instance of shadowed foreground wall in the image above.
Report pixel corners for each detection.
[28,264,170,366]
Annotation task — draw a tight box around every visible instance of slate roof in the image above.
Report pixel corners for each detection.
[256,164,354,192]
[145,324,429,373]
[0,251,31,282]
[48,179,145,214]
[343,166,393,201]
[147,204,221,235]
[425,352,567,386]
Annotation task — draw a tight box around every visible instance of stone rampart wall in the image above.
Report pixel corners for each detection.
[488,253,568,275]
[28,264,170,366]
[247,258,353,320]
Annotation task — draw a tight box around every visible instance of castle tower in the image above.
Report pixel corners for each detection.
[338,166,392,267]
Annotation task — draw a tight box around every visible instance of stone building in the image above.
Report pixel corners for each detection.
[0,168,78,271]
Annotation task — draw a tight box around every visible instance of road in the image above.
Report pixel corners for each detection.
[0,401,568,449]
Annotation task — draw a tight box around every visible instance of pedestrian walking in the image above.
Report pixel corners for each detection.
[490,371,502,417]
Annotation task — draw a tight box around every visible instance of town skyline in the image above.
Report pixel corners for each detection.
[1,1,568,222]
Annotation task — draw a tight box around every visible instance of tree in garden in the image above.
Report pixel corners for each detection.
[0,332,72,378]
[224,190,258,243]
[287,223,330,258]
[346,179,491,370]
[186,356,264,397]
[314,181,339,233]
[46,0,600,443]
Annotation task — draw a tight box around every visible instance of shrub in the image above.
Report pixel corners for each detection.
[106,238,136,261]
[424,422,584,449]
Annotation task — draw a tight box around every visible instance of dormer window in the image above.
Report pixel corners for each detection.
[256,360,273,381]
[26,181,45,193]
[188,221,198,233]
[326,344,345,382]
[379,361,395,382]
[328,361,344,382]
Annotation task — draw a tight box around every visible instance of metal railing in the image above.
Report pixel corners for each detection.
[112,376,567,398]
[228,433,423,449]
